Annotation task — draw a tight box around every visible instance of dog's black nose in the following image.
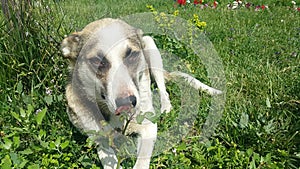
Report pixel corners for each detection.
[129,95,137,107]
[115,95,137,115]
[115,95,137,108]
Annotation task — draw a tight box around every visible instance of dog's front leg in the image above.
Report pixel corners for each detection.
[132,64,157,169]
[97,147,121,169]
[132,120,157,169]
[142,36,172,113]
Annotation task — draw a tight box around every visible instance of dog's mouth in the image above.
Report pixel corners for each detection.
[114,95,137,115]
[115,105,132,115]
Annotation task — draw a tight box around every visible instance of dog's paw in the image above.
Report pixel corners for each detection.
[133,163,149,169]
[160,91,172,113]
[103,166,122,169]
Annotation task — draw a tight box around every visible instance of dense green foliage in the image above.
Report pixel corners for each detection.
[0,0,299,168]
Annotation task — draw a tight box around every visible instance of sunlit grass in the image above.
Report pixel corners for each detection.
[0,0,299,168]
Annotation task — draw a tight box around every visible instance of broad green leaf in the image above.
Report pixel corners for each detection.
[16,81,23,94]
[253,152,260,162]
[40,140,49,149]
[26,104,34,116]
[60,141,70,149]
[11,111,21,122]
[22,94,32,105]
[136,114,145,124]
[28,164,39,169]
[3,138,12,150]
[56,94,63,101]
[32,145,43,151]
[264,153,272,163]
[207,146,217,152]
[44,95,53,105]
[144,112,158,123]
[249,160,256,169]
[38,129,46,139]
[176,142,186,151]
[19,148,33,155]
[52,154,62,158]
[55,137,61,147]
[19,159,28,168]
[246,148,253,156]
[1,155,12,169]
[277,149,288,156]
[20,108,26,118]
[35,107,47,125]
[49,142,56,149]
[9,152,20,166]
[13,136,20,148]
[144,111,155,118]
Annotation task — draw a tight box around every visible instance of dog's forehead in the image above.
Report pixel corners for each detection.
[95,23,129,47]
[82,21,140,59]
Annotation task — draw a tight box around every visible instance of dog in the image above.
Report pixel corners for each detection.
[61,18,222,169]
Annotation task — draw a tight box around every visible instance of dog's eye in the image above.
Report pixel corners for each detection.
[125,48,132,57]
[125,48,140,63]
[89,57,108,70]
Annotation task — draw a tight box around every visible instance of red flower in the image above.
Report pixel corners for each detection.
[261,5,265,10]
[213,1,218,8]
[194,0,200,5]
[245,3,251,9]
[177,0,186,5]
[297,7,300,11]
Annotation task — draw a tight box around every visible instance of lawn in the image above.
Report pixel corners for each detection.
[0,0,299,168]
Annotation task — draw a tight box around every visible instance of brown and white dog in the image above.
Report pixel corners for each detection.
[61,18,221,169]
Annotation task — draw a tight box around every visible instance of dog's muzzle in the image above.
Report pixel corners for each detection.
[115,95,137,115]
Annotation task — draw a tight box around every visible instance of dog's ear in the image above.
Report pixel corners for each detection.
[61,32,82,61]
[135,29,145,49]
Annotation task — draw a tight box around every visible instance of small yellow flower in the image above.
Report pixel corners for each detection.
[173,10,179,16]
[193,14,199,20]
[146,5,155,12]
[185,62,195,73]
[160,12,166,17]
[200,21,207,27]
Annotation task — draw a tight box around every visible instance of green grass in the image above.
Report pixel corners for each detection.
[0,0,299,168]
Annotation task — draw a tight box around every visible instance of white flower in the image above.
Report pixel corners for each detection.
[238,0,242,4]
[46,87,52,95]
[232,1,238,9]
[35,109,42,114]
[184,122,189,127]
[291,1,296,5]
[187,0,190,3]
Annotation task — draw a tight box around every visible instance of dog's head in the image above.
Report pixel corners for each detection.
[62,18,148,116]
